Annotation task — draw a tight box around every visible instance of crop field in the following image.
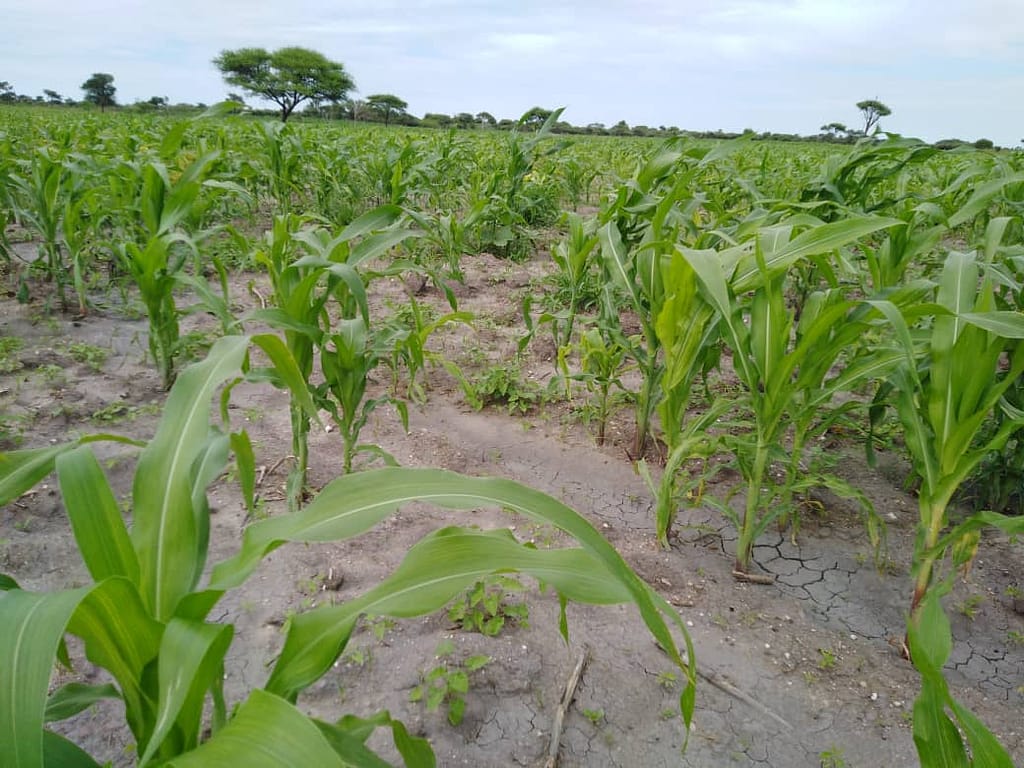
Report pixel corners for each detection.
[1,105,1023,767]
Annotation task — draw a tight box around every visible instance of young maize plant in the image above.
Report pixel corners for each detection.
[870,243,1024,767]
[0,336,698,767]
[679,213,900,576]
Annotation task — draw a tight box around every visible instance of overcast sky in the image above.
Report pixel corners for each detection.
[2,0,1022,145]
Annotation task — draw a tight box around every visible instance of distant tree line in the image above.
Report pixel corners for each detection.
[0,61,1010,151]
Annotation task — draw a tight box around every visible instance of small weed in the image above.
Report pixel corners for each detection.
[1004,584,1021,599]
[342,646,372,667]
[656,670,678,691]
[1007,630,1024,646]
[819,745,847,768]
[36,363,65,385]
[66,341,109,372]
[956,594,984,621]
[0,337,24,374]
[659,707,678,721]
[817,648,838,671]
[242,406,264,423]
[409,641,491,726]
[469,362,544,415]
[582,708,605,726]
[91,402,160,424]
[803,670,818,685]
[448,576,529,637]
[366,615,397,643]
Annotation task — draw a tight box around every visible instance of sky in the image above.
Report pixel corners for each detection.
[2,0,1022,145]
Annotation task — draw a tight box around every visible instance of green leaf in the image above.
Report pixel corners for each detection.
[948,698,1015,768]
[166,690,345,767]
[57,446,140,585]
[907,586,952,673]
[132,335,249,621]
[44,682,120,723]
[0,586,91,768]
[41,729,102,768]
[263,528,640,702]
[230,430,257,516]
[732,216,903,292]
[912,681,969,768]
[959,311,1024,338]
[66,578,163,741]
[139,619,233,765]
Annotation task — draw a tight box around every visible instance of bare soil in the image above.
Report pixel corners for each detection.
[1,249,1022,767]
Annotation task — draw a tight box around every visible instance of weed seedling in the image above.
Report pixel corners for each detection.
[582,708,605,726]
[819,745,847,768]
[409,641,491,726]
[956,594,984,621]
[447,575,529,637]
[817,648,838,671]
[66,341,109,372]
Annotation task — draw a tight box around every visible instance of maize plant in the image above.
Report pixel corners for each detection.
[678,213,900,575]
[870,244,1024,767]
[0,337,698,767]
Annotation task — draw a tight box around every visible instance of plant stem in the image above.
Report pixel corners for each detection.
[735,438,769,574]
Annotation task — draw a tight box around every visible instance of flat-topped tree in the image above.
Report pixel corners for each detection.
[365,93,407,126]
[213,46,355,122]
[856,99,891,135]
[81,73,116,111]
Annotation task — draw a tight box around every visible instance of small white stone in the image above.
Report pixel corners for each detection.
[870,692,878,701]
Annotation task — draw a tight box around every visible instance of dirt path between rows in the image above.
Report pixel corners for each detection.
[1,250,1021,767]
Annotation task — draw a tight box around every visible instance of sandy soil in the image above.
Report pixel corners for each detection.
[1,248,1022,767]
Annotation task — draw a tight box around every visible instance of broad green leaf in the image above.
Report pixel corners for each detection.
[912,682,969,768]
[264,527,634,701]
[316,711,435,768]
[166,690,345,768]
[132,335,249,621]
[732,216,903,292]
[140,619,233,766]
[0,586,90,768]
[66,578,163,742]
[959,311,1024,338]
[44,682,120,723]
[41,729,102,768]
[948,698,1015,768]
[907,590,952,674]
[56,446,140,584]
[336,205,402,243]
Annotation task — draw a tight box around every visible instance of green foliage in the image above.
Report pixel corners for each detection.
[0,337,698,765]
[65,341,108,372]
[409,642,491,727]
[80,73,115,110]
[469,361,545,415]
[447,576,529,637]
[0,336,24,373]
[213,47,355,122]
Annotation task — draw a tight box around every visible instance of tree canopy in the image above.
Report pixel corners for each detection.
[364,93,407,127]
[213,46,355,122]
[81,73,116,111]
[856,99,891,135]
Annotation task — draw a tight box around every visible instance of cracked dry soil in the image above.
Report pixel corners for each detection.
[1,250,1022,767]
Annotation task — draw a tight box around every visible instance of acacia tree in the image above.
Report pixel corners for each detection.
[856,99,891,135]
[213,46,355,122]
[81,73,116,111]
[42,89,63,105]
[365,93,407,126]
